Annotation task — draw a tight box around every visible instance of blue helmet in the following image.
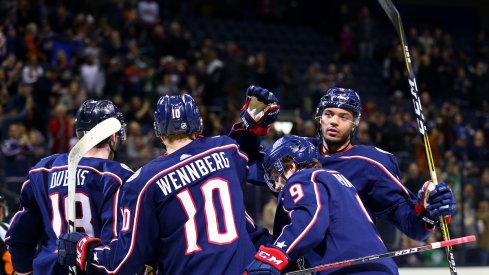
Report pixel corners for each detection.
[76,99,127,141]
[154,94,203,137]
[263,135,318,191]
[315,87,362,125]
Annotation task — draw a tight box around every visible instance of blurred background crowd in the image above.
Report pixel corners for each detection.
[0,0,488,268]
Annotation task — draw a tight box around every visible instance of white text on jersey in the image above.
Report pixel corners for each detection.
[50,169,90,189]
[156,152,230,196]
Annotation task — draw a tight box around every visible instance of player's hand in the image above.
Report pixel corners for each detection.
[244,245,289,275]
[416,181,457,226]
[57,232,101,271]
[240,85,280,136]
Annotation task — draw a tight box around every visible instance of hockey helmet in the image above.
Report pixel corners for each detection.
[263,135,318,191]
[315,87,362,125]
[154,94,203,137]
[76,99,127,141]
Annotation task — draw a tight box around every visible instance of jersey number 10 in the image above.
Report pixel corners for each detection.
[176,178,238,255]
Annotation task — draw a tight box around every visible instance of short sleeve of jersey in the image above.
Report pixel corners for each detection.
[274,172,329,261]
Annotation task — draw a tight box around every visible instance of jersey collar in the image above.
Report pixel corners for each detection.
[320,143,354,156]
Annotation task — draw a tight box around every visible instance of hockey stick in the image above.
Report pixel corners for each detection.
[285,235,475,275]
[67,117,121,274]
[376,0,457,274]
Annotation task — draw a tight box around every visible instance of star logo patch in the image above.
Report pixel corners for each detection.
[276,241,287,249]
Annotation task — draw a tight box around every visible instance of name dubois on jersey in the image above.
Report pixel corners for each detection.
[50,169,90,189]
[157,152,230,196]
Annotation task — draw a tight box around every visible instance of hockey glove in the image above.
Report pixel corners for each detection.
[239,85,280,136]
[57,232,101,271]
[416,181,457,226]
[244,245,289,275]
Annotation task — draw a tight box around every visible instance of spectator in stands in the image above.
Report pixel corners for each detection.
[357,6,376,59]
[476,199,489,265]
[476,168,489,205]
[1,123,33,197]
[339,24,356,62]
[451,183,478,258]
[21,53,43,84]
[468,130,489,163]
[49,3,73,34]
[404,162,427,193]
[47,104,72,154]
[472,61,489,107]
[80,54,105,98]
[137,0,160,28]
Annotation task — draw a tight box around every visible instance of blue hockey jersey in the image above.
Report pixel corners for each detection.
[89,136,255,274]
[273,168,398,274]
[307,139,433,241]
[5,154,133,274]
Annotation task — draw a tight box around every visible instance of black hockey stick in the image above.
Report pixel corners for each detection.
[285,235,475,275]
[377,0,457,274]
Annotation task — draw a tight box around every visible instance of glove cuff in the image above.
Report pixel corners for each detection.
[232,121,271,137]
[76,236,101,271]
[415,202,436,226]
[255,245,289,271]
[250,125,272,136]
[415,201,425,216]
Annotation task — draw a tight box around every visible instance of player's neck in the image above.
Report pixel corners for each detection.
[164,138,194,155]
[85,146,111,159]
[322,140,352,155]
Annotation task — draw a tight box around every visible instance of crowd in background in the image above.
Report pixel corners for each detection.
[0,0,488,268]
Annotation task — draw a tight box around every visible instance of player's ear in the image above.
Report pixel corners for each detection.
[110,133,117,143]
[289,162,298,173]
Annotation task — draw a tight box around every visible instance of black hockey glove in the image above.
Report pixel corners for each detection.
[57,232,101,272]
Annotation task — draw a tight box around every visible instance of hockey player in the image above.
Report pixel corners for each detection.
[5,100,133,274]
[57,94,259,274]
[245,135,399,274]
[309,87,456,241]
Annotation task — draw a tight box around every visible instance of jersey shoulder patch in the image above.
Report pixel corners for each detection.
[120,163,134,172]
[374,146,393,155]
[126,168,141,183]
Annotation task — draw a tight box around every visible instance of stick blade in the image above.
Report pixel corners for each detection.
[377,0,402,36]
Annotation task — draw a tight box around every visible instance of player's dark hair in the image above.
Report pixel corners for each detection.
[279,156,321,173]
[164,133,198,142]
